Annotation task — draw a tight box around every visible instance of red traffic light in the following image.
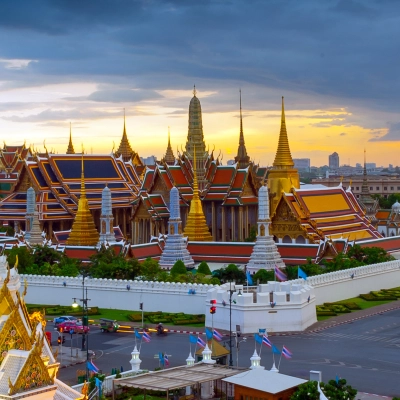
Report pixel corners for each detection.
[210,306,216,314]
[210,299,216,304]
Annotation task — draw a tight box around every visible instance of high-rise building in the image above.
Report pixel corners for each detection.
[329,152,339,170]
[293,158,310,172]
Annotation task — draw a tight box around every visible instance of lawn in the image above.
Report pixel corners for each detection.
[334,297,396,310]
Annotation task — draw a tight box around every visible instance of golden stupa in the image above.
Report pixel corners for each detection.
[66,152,100,246]
[267,97,300,214]
[183,147,213,241]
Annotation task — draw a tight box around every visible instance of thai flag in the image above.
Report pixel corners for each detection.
[213,329,223,341]
[142,332,151,343]
[282,345,292,359]
[197,336,206,348]
[274,267,287,282]
[262,335,272,348]
[164,354,169,366]
[87,360,99,373]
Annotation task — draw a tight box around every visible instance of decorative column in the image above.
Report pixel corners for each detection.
[186,352,195,395]
[239,206,243,241]
[25,187,43,245]
[99,185,116,245]
[201,344,215,399]
[247,185,285,273]
[250,350,264,369]
[211,202,216,241]
[129,346,142,371]
[221,207,226,242]
[231,206,235,241]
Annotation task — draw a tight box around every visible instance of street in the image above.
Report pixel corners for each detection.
[56,309,400,397]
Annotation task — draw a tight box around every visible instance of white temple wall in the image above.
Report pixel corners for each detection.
[289,259,400,304]
[21,275,214,314]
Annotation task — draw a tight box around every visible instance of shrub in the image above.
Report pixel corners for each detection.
[316,311,337,316]
[359,293,377,301]
[197,261,212,275]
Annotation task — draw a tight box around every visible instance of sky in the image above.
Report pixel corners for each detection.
[0,0,400,167]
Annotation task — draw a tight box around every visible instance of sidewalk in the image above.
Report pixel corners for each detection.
[54,346,86,368]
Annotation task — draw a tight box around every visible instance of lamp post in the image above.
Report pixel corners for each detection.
[72,273,90,379]
[228,282,242,367]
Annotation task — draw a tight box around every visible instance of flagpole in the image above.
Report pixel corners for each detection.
[278,346,284,370]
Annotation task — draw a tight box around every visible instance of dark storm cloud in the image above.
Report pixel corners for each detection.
[0,0,400,118]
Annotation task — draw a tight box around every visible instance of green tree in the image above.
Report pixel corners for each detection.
[197,261,212,275]
[285,265,298,280]
[321,378,357,400]
[244,226,257,242]
[171,260,187,276]
[348,244,394,265]
[6,247,34,273]
[58,257,81,277]
[290,381,319,400]
[253,269,274,284]
[141,257,161,281]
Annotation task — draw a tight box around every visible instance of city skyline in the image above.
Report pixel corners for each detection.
[0,1,399,167]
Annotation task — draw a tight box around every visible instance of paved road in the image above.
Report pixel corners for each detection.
[56,309,400,397]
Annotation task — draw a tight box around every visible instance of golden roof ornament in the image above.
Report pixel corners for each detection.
[66,122,75,154]
[66,149,99,246]
[183,146,213,241]
[272,96,295,169]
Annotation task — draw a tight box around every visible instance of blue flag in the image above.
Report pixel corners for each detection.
[254,333,262,344]
[272,344,281,355]
[189,334,198,344]
[205,328,213,340]
[95,377,102,396]
[298,267,308,280]
[87,360,99,373]
[246,270,253,285]
[134,329,142,339]
[159,352,165,365]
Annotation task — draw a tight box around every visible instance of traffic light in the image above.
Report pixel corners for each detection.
[210,299,216,314]
[139,302,143,310]
[82,316,89,326]
[57,336,65,345]
[59,327,63,333]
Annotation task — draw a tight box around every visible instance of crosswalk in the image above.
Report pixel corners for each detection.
[303,331,400,344]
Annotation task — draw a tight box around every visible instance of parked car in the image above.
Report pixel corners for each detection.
[53,316,79,325]
[57,321,89,334]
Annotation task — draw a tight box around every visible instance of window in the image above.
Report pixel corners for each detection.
[351,187,354,191]
[370,187,373,190]
[286,293,290,302]
[376,187,379,190]
[356,187,359,190]
[391,187,394,190]
[384,187,387,190]
[397,187,400,190]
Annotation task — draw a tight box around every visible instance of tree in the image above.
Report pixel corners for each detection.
[244,226,257,242]
[253,269,274,284]
[285,265,298,280]
[213,264,246,284]
[197,261,212,275]
[290,381,319,400]
[291,379,357,400]
[170,260,187,276]
[32,245,62,266]
[141,257,161,281]
[6,247,34,273]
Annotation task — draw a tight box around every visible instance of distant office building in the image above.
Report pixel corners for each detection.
[293,158,311,172]
[329,152,339,170]
[366,162,376,169]
[141,155,157,165]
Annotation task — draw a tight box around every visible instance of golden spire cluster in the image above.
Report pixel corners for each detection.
[67,149,99,246]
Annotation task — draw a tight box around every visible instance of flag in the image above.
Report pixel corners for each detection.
[159,352,164,365]
[197,336,206,348]
[95,377,102,397]
[274,267,287,282]
[213,329,223,341]
[272,344,281,354]
[142,331,151,343]
[282,345,292,359]
[164,354,169,366]
[254,334,262,344]
[205,328,213,340]
[189,334,198,344]
[135,330,142,340]
[246,270,253,285]
[258,328,266,334]
[262,335,272,348]
[298,266,307,280]
[87,360,99,373]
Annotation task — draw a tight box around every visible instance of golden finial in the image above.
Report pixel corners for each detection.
[14,255,18,271]
[43,140,48,154]
[340,176,344,185]
[112,140,115,153]
[349,179,353,187]
[193,85,197,97]
[23,279,28,297]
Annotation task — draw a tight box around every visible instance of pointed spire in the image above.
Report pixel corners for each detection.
[116,109,134,161]
[67,149,99,246]
[272,97,294,169]
[193,85,197,97]
[163,126,175,165]
[183,146,213,242]
[234,89,250,168]
[66,122,75,154]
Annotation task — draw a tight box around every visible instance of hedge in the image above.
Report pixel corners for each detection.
[316,311,337,316]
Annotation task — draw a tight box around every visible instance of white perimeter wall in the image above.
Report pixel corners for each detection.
[290,259,400,304]
[21,275,215,314]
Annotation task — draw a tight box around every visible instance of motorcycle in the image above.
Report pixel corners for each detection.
[156,325,168,336]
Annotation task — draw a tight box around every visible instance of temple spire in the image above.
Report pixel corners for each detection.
[67,149,99,246]
[183,146,213,241]
[163,126,175,165]
[116,109,134,161]
[234,89,250,168]
[272,97,294,169]
[66,122,75,154]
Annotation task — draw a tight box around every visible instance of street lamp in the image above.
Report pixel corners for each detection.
[72,273,90,379]
[228,282,242,367]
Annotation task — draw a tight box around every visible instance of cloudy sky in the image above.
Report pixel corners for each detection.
[0,0,399,167]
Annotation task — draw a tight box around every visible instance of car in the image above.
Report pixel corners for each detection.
[57,321,89,334]
[53,316,79,325]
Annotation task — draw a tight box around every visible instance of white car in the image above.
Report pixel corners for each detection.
[53,315,80,325]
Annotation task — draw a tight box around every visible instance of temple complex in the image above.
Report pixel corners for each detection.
[247,185,285,272]
[66,155,100,246]
[159,186,195,269]
[0,255,83,399]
